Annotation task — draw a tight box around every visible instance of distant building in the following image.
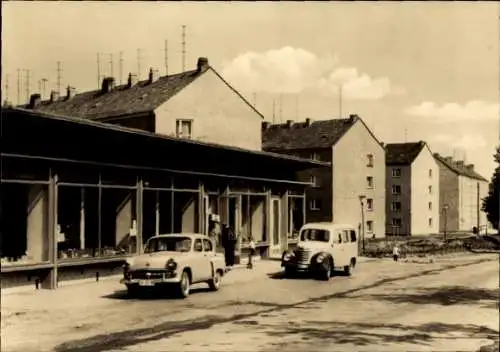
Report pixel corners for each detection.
[385,142,440,236]
[262,115,386,238]
[433,154,489,233]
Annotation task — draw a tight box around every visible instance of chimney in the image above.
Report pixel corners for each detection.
[50,90,60,103]
[262,121,271,130]
[286,119,294,128]
[197,57,209,73]
[380,142,385,148]
[455,160,464,167]
[349,114,359,123]
[433,153,440,158]
[66,86,77,100]
[127,73,138,88]
[305,118,312,127]
[101,77,115,93]
[444,156,453,163]
[29,93,42,109]
[148,68,160,84]
[466,164,474,171]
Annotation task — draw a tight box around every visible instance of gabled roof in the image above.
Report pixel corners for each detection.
[262,116,357,151]
[21,59,264,120]
[385,141,426,165]
[433,153,488,182]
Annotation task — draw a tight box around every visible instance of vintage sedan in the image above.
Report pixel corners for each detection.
[120,233,226,298]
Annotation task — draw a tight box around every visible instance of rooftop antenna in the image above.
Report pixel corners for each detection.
[272,99,276,124]
[119,51,124,84]
[41,78,48,99]
[164,40,169,76]
[25,69,30,102]
[137,48,142,79]
[4,74,9,103]
[97,53,101,88]
[17,69,20,104]
[56,61,62,93]
[109,53,114,78]
[181,25,186,72]
[279,93,283,123]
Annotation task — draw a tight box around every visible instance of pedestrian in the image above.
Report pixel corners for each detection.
[393,243,400,262]
[221,224,237,268]
[247,236,256,269]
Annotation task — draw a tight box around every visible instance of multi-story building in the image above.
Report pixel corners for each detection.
[385,141,440,236]
[262,115,386,238]
[433,153,489,233]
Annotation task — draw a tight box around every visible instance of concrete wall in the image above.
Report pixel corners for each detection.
[437,163,460,232]
[410,147,440,235]
[26,185,49,262]
[154,69,262,151]
[332,120,386,238]
[386,165,412,236]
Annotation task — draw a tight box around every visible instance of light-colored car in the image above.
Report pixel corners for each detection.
[281,222,358,280]
[120,233,226,298]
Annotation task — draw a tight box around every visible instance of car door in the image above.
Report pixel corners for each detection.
[191,238,205,283]
[330,230,344,268]
[202,238,216,280]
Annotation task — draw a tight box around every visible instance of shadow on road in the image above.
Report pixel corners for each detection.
[102,287,213,300]
[357,286,500,308]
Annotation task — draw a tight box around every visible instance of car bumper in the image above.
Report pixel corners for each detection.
[121,275,180,286]
[283,262,311,271]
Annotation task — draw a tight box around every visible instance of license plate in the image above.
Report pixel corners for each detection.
[139,280,154,287]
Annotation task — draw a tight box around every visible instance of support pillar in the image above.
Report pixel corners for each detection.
[42,174,58,289]
[136,180,144,254]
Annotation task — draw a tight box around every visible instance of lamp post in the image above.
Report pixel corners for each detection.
[442,204,449,241]
[359,195,366,254]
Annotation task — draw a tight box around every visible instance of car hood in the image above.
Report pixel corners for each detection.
[296,241,330,252]
[128,251,188,269]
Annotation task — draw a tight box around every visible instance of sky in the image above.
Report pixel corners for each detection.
[2,2,499,178]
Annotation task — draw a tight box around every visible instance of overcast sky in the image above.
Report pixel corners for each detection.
[2,2,499,178]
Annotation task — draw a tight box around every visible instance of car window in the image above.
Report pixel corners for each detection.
[335,231,343,244]
[342,230,350,243]
[194,239,203,252]
[350,230,357,242]
[203,239,213,252]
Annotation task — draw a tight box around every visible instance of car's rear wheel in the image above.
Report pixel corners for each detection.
[177,270,191,298]
[319,259,332,281]
[344,259,355,276]
[208,270,222,291]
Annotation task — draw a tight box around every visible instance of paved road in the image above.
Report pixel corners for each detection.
[2,254,499,352]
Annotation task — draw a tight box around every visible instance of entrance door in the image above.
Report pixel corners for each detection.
[269,197,281,258]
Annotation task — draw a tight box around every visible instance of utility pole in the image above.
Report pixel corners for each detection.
[181,25,186,72]
[56,61,62,93]
[359,195,366,254]
[109,53,114,78]
[476,182,480,234]
[41,78,48,99]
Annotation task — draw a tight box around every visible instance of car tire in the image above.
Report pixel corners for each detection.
[319,259,332,281]
[344,260,355,276]
[284,266,296,278]
[177,270,191,298]
[126,285,139,298]
[208,270,222,291]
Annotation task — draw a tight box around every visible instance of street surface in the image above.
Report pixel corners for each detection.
[2,253,499,352]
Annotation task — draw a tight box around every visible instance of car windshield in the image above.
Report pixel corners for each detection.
[144,237,192,253]
[300,229,330,242]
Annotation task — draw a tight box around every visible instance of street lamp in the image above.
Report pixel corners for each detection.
[359,195,366,254]
[442,204,449,241]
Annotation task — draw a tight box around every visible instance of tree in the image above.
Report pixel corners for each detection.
[482,146,500,230]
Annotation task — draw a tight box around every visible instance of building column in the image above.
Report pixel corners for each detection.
[136,180,144,254]
[42,174,58,289]
[198,183,205,234]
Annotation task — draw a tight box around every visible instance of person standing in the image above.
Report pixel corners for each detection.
[247,236,256,269]
[393,243,400,262]
[221,224,237,268]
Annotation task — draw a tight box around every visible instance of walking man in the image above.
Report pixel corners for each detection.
[221,224,237,268]
[247,236,256,269]
[393,243,400,262]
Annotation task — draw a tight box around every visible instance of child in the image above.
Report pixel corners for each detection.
[247,237,256,269]
[393,243,400,262]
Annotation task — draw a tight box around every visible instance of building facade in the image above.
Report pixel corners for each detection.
[262,115,386,239]
[385,142,440,236]
[433,154,489,233]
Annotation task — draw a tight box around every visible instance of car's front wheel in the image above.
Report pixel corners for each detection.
[177,270,191,298]
[208,270,222,291]
[126,284,139,298]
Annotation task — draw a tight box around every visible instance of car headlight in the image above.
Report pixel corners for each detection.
[283,251,295,261]
[165,258,177,270]
[316,253,325,263]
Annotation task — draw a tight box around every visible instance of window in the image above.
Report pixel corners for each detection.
[203,239,213,252]
[392,185,401,195]
[194,238,203,252]
[341,230,350,243]
[366,198,373,211]
[176,119,193,139]
[309,199,321,211]
[392,168,401,178]
[392,218,402,227]
[367,154,374,167]
[428,218,433,227]
[366,176,374,189]
[300,229,329,242]
[428,185,432,194]
[310,175,318,188]
[429,169,433,178]
[428,201,432,210]
[391,202,402,212]
[366,220,373,232]
[350,230,357,242]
